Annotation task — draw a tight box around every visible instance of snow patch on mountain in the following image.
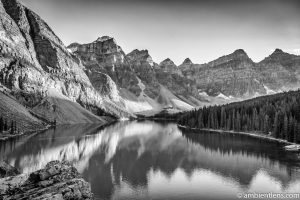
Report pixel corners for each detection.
[199,92,209,97]
[171,99,194,110]
[263,85,276,94]
[124,99,153,113]
[137,77,146,98]
[217,93,231,100]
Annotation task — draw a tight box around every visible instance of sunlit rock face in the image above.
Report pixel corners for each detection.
[70,38,201,111]
[125,50,202,109]
[0,0,132,123]
[127,49,154,67]
[69,36,126,66]
[69,37,150,112]
[70,35,298,111]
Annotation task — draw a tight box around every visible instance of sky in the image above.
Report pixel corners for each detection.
[19,0,300,65]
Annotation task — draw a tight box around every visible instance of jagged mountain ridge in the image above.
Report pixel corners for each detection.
[0,0,133,128]
[69,37,204,113]
[69,37,300,113]
[181,48,300,98]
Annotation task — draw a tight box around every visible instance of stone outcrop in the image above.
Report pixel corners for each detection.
[0,161,20,178]
[0,161,93,200]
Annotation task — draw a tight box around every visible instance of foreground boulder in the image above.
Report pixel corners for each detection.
[0,161,93,200]
[0,162,20,178]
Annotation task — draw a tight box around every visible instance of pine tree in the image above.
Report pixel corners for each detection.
[10,121,14,135]
[264,115,270,134]
[0,117,3,132]
[293,122,298,143]
[4,119,8,131]
[283,114,288,140]
[220,107,226,128]
[273,112,279,138]
[177,90,300,142]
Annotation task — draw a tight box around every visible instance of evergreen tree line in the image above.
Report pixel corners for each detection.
[178,90,300,143]
[0,116,18,135]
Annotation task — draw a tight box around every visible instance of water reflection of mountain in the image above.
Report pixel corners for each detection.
[82,123,300,199]
[1,121,300,200]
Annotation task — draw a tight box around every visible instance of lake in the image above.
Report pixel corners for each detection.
[0,121,300,200]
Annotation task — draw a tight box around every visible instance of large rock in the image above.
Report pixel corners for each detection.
[0,161,93,200]
[0,161,20,178]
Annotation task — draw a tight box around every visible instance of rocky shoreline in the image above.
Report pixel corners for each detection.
[0,161,93,200]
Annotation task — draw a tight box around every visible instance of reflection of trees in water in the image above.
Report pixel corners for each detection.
[182,130,300,165]
[182,130,300,185]
[82,125,300,199]
[0,124,105,171]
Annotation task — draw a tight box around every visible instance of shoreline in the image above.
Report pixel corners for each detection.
[178,125,299,146]
[0,125,53,141]
[0,119,117,141]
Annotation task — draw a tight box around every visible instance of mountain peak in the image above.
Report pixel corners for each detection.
[273,48,284,53]
[260,48,294,63]
[126,49,154,66]
[270,48,287,57]
[233,49,247,55]
[182,58,193,65]
[268,48,288,59]
[95,36,114,42]
[130,49,149,55]
[162,58,173,62]
[160,58,176,66]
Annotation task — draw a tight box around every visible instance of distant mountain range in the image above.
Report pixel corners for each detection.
[68,37,300,114]
[0,0,300,130]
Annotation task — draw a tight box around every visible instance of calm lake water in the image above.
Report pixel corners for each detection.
[1,121,300,200]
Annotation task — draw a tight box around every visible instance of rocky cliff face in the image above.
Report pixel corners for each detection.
[0,0,132,125]
[70,39,202,112]
[179,49,300,98]
[69,36,126,66]
[71,36,300,112]
[256,49,300,92]
[189,49,265,97]
[69,37,148,113]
